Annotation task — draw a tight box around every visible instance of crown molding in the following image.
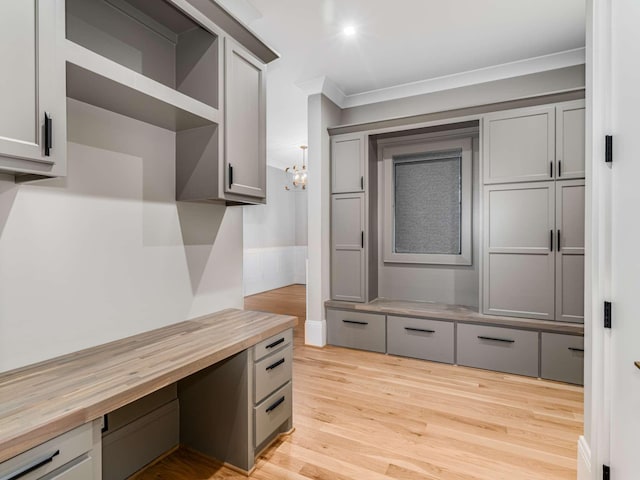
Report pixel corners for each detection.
[296,48,585,109]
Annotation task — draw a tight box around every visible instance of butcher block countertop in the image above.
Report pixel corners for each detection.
[0,309,297,463]
[325,298,584,335]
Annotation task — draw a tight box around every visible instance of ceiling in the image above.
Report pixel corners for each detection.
[218,0,586,169]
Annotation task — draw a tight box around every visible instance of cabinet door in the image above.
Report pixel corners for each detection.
[556,100,585,179]
[555,180,585,323]
[331,134,365,193]
[483,105,555,184]
[224,38,266,199]
[483,182,555,319]
[331,193,366,302]
[0,0,66,177]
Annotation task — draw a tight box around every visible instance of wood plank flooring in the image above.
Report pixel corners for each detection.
[136,285,583,480]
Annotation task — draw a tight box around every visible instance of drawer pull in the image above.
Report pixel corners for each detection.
[266,358,285,371]
[266,396,285,414]
[568,347,584,353]
[478,335,515,344]
[343,320,368,325]
[405,327,435,334]
[265,337,285,349]
[2,449,59,480]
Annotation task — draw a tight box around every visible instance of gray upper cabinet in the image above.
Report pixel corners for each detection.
[483,105,555,184]
[224,38,267,200]
[332,134,365,193]
[331,193,366,302]
[0,0,66,179]
[556,100,586,179]
[556,180,585,323]
[483,182,556,320]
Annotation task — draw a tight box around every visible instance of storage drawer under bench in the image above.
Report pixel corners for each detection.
[387,315,454,364]
[327,309,386,353]
[541,332,584,385]
[457,323,539,377]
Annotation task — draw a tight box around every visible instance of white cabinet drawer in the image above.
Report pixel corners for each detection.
[387,316,454,364]
[457,324,539,377]
[254,382,292,448]
[0,423,93,480]
[254,329,293,362]
[254,344,292,404]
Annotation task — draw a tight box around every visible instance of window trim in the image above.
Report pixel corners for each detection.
[382,136,473,265]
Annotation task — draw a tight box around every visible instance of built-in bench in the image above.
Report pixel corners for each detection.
[325,298,584,385]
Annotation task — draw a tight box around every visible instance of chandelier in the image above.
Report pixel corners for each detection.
[285,145,308,190]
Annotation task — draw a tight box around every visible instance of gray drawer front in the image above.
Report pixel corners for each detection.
[326,309,386,353]
[254,329,293,361]
[254,382,292,447]
[541,333,584,385]
[457,324,539,377]
[387,316,454,364]
[254,344,293,403]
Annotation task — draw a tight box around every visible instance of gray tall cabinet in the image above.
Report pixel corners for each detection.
[0,0,66,179]
[482,100,585,323]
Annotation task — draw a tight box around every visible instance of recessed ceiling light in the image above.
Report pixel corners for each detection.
[343,25,356,37]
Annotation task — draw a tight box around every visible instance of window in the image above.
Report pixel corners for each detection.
[382,136,472,265]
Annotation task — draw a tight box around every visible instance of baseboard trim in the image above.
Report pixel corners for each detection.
[305,319,326,347]
[578,435,591,480]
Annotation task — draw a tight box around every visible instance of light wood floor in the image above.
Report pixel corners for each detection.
[136,285,583,480]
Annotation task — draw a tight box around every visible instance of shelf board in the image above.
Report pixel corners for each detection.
[65,40,220,131]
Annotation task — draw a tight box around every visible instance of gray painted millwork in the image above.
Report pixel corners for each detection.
[254,382,292,448]
[483,182,556,320]
[104,384,177,433]
[456,324,539,377]
[331,133,366,194]
[0,0,67,178]
[254,344,293,404]
[483,105,555,184]
[555,180,585,323]
[387,316,454,364]
[326,309,386,353]
[540,332,584,385]
[331,193,366,302]
[556,100,586,179]
[254,329,293,361]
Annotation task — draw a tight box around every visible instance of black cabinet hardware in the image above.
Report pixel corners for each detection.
[605,135,613,163]
[228,163,234,189]
[44,112,52,156]
[405,327,435,334]
[550,229,554,252]
[568,347,584,353]
[266,337,285,349]
[266,358,285,371]
[550,161,553,177]
[478,336,515,343]
[5,450,59,480]
[360,176,364,190]
[557,230,561,251]
[266,396,285,413]
[343,319,368,325]
[361,231,364,248]
[604,301,612,328]
[558,160,562,177]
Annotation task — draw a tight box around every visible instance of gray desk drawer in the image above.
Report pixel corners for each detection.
[49,456,93,480]
[457,324,539,377]
[254,344,293,403]
[541,333,584,385]
[0,423,93,480]
[387,316,454,364]
[254,382,292,447]
[254,329,293,361]
[327,309,386,353]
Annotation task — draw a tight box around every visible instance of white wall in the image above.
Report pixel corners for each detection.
[243,166,307,296]
[0,99,244,373]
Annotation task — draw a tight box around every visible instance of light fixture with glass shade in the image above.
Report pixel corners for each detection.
[285,145,308,190]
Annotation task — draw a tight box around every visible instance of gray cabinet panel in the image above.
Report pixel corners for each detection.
[0,0,66,177]
[483,105,555,184]
[541,333,584,385]
[556,100,585,179]
[331,193,366,302]
[225,38,266,199]
[483,182,555,319]
[254,345,292,404]
[387,316,454,364]
[254,329,293,361]
[556,180,585,322]
[332,134,365,193]
[326,309,386,353]
[254,382,292,448]
[457,324,539,377]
